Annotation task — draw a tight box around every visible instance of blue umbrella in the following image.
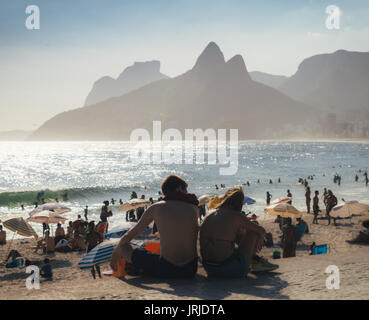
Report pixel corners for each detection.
[78,238,145,270]
[104,223,153,240]
[243,196,256,205]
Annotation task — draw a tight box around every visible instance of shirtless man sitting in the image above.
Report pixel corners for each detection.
[200,186,278,278]
[111,175,199,278]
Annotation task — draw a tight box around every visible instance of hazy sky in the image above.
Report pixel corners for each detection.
[1,0,369,131]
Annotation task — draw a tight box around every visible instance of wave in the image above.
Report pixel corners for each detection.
[0,185,149,208]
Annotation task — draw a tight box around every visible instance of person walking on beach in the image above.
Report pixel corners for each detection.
[266,192,272,205]
[313,191,320,224]
[326,190,338,226]
[305,186,311,213]
[111,175,199,278]
[199,186,278,277]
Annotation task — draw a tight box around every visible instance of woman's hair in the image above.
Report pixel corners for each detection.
[220,191,244,212]
[161,175,188,195]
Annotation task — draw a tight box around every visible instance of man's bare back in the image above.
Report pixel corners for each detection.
[114,200,199,265]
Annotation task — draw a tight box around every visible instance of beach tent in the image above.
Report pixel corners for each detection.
[105,223,153,240]
[29,203,71,216]
[27,210,67,224]
[0,216,37,238]
[118,199,151,212]
[330,201,369,218]
[271,197,292,205]
[264,203,302,218]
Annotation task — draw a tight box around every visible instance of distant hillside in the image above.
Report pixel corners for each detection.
[249,71,288,89]
[0,130,32,141]
[84,60,169,106]
[280,50,369,120]
[30,42,315,141]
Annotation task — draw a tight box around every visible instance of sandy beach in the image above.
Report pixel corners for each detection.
[1,212,368,300]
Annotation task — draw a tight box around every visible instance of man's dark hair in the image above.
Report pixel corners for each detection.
[44,258,50,264]
[161,175,188,195]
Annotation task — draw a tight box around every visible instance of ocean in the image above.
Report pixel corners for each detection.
[0,141,368,237]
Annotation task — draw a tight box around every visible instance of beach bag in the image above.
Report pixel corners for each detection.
[272,250,281,259]
[313,244,327,255]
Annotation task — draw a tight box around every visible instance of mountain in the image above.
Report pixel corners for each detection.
[84,60,169,106]
[0,130,32,141]
[280,50,369,120]
[249,71,288,89]
[30,42,314,141]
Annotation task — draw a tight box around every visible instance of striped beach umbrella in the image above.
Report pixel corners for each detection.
[78,238,145,270]
[0,216,37,238]
[27,210,67,224]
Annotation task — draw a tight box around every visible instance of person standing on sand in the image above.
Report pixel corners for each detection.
[199,186,278,277]
[0,225,6,245]
[326,190,338,226]
[111,175,199,278]
[281,218,299,258]
[313,191,320,224]
[86,221,102,279]
[305,186,311,213]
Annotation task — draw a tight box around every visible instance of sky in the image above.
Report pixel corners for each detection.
[0,0,369,131]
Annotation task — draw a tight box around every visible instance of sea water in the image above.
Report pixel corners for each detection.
[0,141,368,238]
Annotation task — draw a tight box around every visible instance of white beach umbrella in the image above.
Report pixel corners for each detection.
[27,210,67,224]
[330,201,369,218]
[118,199,150,212]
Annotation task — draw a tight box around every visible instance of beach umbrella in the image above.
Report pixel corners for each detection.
[29,203,71,216]
[104,223,153,240]
[243,196,256,205]
[330,201,369,218]
[271,197,292,205]
[198,194,215,206]
[118,199,150,212]
[0,216,37,238]
[78,238,145,270]
[264,203,302,218]
[27,210,67,224]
